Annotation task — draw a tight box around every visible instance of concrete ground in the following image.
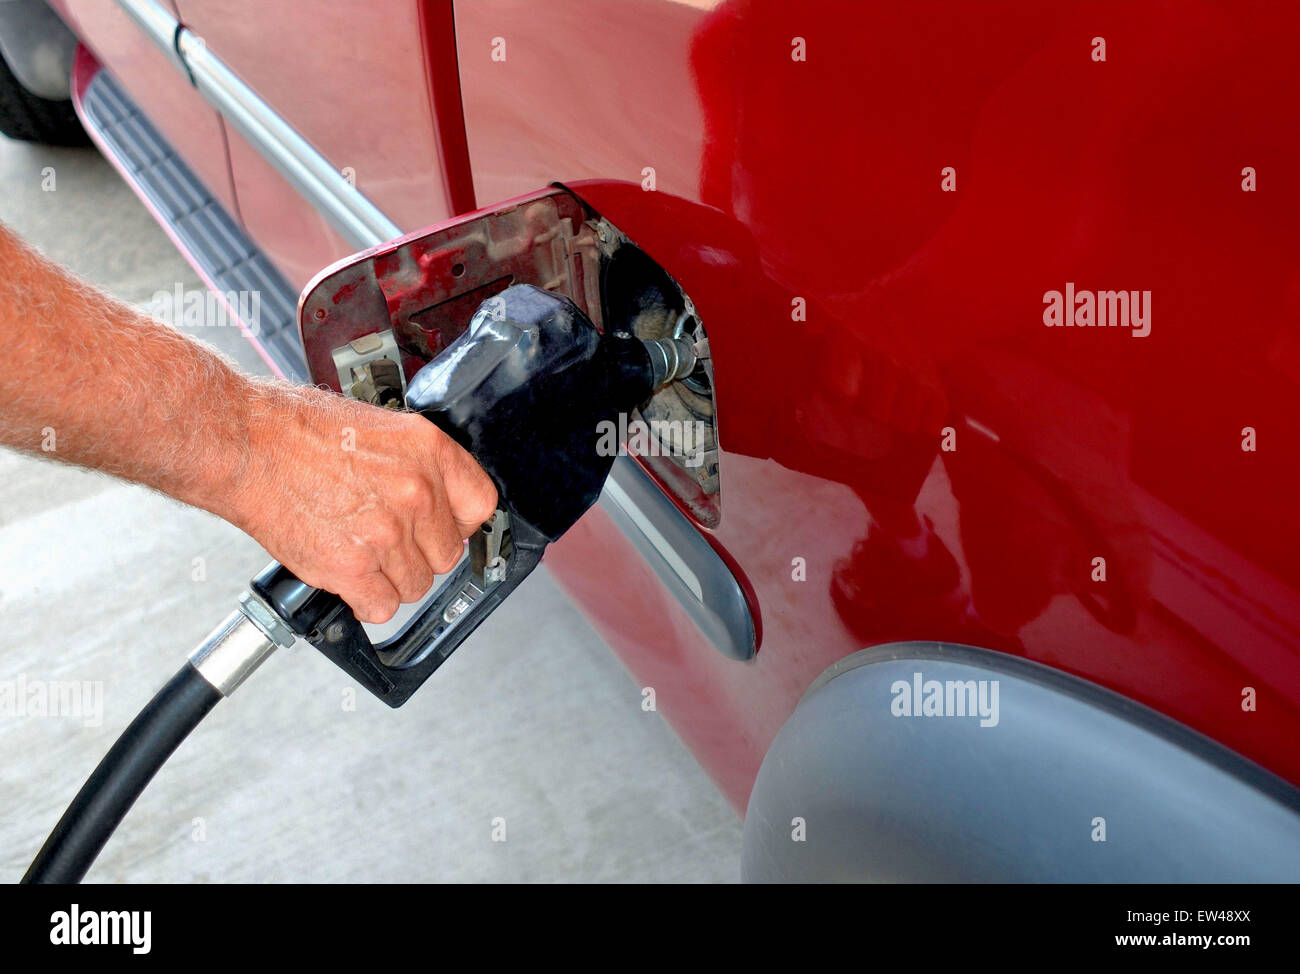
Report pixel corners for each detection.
[0,132,740,882]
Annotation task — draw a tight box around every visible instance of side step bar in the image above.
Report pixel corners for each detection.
[72,54,307,381]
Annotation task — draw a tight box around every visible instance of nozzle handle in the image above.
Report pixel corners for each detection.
[250,517,547,707]
[256,285,643,705]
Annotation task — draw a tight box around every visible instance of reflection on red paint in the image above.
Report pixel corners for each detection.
[455,0,1300,809]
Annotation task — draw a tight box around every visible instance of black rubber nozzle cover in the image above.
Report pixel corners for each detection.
[405,283,656,541]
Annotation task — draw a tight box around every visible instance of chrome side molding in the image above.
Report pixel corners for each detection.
[602,457,756,660]
[114,0,399,248]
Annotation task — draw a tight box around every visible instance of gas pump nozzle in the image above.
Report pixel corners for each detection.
[249,284,681,706]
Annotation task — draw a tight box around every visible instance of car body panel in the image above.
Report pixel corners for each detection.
[456,0,1300,810]
[219,125,356,290]
[168,0,466,289]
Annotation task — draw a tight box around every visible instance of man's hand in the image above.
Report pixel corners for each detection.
[0,223,496,625]
[229,387,497,624]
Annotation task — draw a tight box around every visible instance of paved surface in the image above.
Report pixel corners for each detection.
[0,133,740,882]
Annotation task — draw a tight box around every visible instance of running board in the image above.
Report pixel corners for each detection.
[72,57,307,381]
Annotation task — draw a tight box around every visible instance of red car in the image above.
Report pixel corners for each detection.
[7,0,1300,880]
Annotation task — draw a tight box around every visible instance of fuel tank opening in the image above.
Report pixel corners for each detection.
[598,234,721,527]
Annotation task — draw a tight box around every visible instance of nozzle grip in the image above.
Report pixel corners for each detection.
[250,518,547,707]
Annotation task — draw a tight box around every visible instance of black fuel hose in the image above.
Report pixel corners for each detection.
[21,664,221,884]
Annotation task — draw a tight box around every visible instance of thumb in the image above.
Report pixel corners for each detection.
[435,433,498,537]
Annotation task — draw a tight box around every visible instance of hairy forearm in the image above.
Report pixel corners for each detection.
[0,223,496,622]
[0,223,272,523]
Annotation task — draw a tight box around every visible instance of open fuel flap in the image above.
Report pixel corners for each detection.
[300,189,604,391]
[293,187,756,693]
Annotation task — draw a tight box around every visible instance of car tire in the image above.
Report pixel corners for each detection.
[0,46,87,146]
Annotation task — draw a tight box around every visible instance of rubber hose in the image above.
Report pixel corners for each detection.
[21,664,221,884]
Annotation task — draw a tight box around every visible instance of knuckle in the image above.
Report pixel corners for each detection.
[432,544,463,575]
[396,559,434,601]
[472,482,498,522]
[397,575,432,603]
[393,473,432,511]
[335,547,377,579]
[366,513,403,550]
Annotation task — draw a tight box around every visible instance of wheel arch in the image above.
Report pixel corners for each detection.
[742,642,1300,881]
